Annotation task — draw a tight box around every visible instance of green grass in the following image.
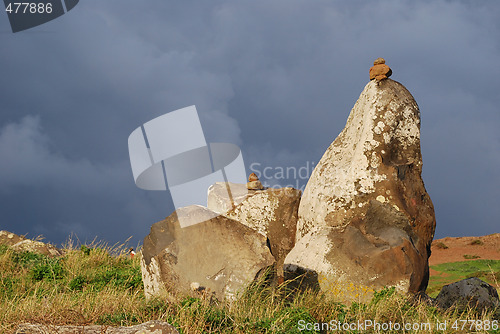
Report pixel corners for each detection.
[1,240,499,333]
[428,260,500,298]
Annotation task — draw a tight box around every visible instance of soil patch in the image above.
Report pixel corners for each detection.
[429,233,500,266]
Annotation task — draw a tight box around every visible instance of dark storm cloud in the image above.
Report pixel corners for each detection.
[0,0,498,245]
[0,115,169,243]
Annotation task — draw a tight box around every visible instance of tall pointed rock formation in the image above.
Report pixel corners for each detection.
[286,75,436,301]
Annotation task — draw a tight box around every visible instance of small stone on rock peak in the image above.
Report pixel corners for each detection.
[369,57,392,81]
[247,173,265,190]
[248,173,259,182]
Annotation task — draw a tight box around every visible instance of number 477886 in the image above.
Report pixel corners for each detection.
[5,2,53,14]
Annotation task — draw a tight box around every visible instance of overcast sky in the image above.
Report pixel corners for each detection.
[1,0,499,247]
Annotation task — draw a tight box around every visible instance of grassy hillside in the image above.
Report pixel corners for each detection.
[0,241,499,333]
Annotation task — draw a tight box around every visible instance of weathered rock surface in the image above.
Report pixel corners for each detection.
[207,182,252,214]
[288,78,436,301]
[141,205,275,301]
[0,230,63,257]
[15,320,179,334]
[208,183,301,281]
[11,239,63,257]
[435,277,500,313]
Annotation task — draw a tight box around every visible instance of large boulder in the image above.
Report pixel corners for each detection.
[208,182,301,282]
[435,277,499,314]
[287,78,436,301]
[141,205,275,301]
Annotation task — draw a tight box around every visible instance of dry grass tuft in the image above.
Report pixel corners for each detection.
[435,242,449,250]
[470,239,484,246]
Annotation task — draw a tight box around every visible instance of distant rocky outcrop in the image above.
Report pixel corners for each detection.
[0,230,63,257]
[15,320,179,334]
[0,230,25,245]
[141,205,275,301]
[286,69,436,302]
[435,278,499,314]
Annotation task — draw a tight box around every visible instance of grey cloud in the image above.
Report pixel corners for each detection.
[0,115,122,192]
[0,115,170,243]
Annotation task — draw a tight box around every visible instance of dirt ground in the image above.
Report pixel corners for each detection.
[429,233,500,275]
